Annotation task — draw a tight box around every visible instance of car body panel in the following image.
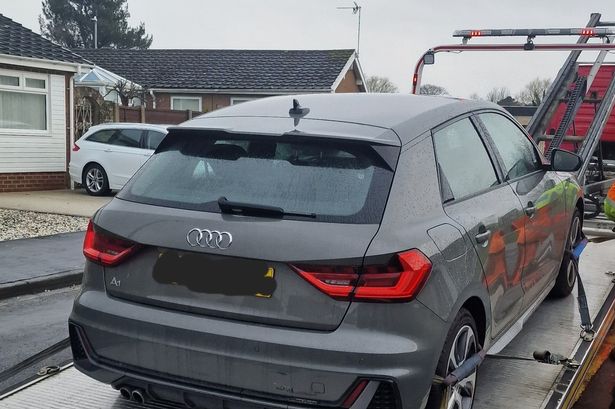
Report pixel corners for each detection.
[96,198,381,331]
[102,138,150,187]
[508,171,569,308]
[70,261,445,409]
[363,135,490,326]
[443,183,526,337]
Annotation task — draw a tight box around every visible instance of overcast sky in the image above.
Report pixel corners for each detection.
[3,0,615,97]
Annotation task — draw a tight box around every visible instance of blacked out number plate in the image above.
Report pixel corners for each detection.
[153,250,276,297]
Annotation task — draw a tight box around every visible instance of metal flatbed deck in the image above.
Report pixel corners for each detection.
[1,240,614,409]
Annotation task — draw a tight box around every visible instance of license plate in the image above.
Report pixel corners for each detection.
[153,250,276,297]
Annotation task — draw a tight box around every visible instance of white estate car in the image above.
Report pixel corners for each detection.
[69,123,169,196]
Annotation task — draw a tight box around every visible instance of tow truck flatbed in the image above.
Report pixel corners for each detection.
[1,240,614,409]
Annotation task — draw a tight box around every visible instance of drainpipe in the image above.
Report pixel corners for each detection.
[150,90,156,109]
[69,75,75,190]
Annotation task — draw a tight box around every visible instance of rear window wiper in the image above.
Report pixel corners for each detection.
[217,197,316,219]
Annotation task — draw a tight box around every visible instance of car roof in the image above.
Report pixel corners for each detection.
[86,123,169,132]
[179,93,506,145]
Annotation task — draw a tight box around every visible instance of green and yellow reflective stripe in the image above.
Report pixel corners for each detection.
[605,194,615,221]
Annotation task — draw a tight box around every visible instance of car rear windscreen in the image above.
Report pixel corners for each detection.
[117,130,397,224]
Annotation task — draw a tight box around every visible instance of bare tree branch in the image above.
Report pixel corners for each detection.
[104,79,147,106]
[366,76,399,93]
[486,87,511,104]
[517,78,551,106]
[419,84,449,96]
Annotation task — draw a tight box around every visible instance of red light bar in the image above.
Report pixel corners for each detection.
[453,27,615,38]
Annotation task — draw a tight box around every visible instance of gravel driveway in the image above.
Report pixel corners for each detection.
[0,209,88,241]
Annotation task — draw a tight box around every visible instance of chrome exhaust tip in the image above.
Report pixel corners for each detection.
[119,387,131,400]
[131,389,145,404]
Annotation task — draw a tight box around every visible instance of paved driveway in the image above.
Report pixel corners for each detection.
[0,189,112,217]
[0,232,84,287]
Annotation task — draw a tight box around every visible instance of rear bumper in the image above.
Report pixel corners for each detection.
[69,285,446,409]
[68,162,81,185]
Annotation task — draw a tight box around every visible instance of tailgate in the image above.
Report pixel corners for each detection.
[97,199,380,331]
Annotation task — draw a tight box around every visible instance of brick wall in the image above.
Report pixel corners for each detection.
[0,172,68,193]
[154,93,171,110]
[203,95,232,111]
[335,68,360,93]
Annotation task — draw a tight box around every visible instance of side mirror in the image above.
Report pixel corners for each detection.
[550,149,582,172]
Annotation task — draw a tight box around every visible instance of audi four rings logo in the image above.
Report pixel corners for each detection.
[186,228,233,249]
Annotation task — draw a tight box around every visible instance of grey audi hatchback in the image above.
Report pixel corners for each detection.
[69,94,583,409]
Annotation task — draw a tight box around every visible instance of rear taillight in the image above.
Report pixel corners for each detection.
[83,220,139,266]
[291,249,432,302]
[72,143,80,152]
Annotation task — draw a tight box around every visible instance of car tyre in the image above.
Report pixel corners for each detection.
[550,209,582,298]
[83,163,110,196]
[426,308,478,409]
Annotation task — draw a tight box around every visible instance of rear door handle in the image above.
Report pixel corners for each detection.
[525,202,536,218]
[475,229,492,244]
[103,149,112,152]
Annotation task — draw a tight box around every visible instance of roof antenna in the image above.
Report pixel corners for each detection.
[289,98,310,126]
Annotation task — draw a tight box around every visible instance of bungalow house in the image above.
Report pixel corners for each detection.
[0,14,91,192]
[75,48,366,112]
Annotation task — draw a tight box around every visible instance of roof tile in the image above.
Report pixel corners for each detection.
[0,14,90,65]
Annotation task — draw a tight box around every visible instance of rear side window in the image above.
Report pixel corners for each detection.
[118,131,397,224]
[110,129,143,148]
[86,129,115,144]
[478,113,540,180]
[433,118,499,202]
[145,131,166,150]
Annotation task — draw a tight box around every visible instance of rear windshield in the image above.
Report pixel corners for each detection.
[118,131,397,224]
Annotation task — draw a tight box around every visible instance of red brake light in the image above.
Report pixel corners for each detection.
[354,250,432,300]
[83,220,139,266]
[291,249,432,302]
[581,28,595,36]
[72,143,80,152]
[470,30,481,37]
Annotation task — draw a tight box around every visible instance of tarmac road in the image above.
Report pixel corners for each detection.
[0,287,79,394]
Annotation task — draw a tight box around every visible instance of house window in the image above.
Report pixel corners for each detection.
[230,97,256,105]
[0,74,19,87]
[0,70,48,131]
[171,96,201,111]
[25,78,46,89]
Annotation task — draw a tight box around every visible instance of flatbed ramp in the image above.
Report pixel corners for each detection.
[2,240,614,409]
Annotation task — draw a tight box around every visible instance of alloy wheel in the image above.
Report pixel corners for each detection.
[86,168,104,193]
[444,325,477,409]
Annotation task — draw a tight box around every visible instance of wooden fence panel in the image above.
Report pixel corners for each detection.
[117,105,203,125]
